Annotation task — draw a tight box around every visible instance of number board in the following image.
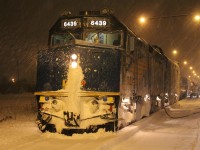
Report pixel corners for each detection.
[61,18,81,28]
[86,18,110,28]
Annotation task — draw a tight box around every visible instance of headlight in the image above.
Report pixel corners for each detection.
[70,54,78,68]
[71,54,78,60]
[71,61,78,68]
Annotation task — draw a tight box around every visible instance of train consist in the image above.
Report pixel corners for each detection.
[180,77,200,99]
[35,9,180,135]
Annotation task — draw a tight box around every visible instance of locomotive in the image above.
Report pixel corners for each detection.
[35,9,180,135]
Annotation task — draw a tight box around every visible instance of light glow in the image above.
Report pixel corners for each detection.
[11,78,15,83]
[194,15,200,22]
[71,54,78,60]
[139,17,146,24]
[71,61,78,68]
[172,50,177,55]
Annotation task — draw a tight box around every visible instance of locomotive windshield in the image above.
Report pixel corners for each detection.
[49,14,123,47]
[51,30,122,46]
[84,31,121,46]
[51,31,82,46]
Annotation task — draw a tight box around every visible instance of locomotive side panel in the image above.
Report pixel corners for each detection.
[164,60,180,105]
[133,38,151,120]
[170,62,180,104]
[134,38,149,97]
[149,47,166,112]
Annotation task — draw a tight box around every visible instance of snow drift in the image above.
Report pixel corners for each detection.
[0,93,37,122]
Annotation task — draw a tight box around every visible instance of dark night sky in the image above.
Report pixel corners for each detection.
[1,0,200,83]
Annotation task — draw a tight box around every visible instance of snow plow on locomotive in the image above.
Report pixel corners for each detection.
[35,9,180,135]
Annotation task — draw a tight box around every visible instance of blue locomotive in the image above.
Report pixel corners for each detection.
[35,9,180,135]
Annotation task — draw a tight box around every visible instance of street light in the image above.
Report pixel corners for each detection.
[138,14,200,24]
[194,15,200,22]
[172,49,178,55]
[136,14,200,79]
[183,61,187,65]
[138,16,146,25]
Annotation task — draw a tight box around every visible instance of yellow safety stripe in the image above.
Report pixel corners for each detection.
[34,91,120,97]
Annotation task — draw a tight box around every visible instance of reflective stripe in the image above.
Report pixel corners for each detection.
[35,91,120,97]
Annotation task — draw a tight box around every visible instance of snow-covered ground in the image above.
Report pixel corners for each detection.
[1,94,200,150]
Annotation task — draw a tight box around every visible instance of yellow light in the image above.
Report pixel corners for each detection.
[189,76,191,78]
[172,50,177,55]
[71,61,78,68]
[194,15,200,22]
[71,54,78,60]
[190,66,193,70]
[139,17,146,24]
[183,61,187,65]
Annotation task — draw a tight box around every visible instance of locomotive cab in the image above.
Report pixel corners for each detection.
[49,10,124,48]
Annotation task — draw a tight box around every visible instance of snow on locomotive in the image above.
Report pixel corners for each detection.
[35,9,180,135]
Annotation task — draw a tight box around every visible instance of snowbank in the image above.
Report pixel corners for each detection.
[0,93,37,121]
[165,99,200,118]
[1,96,200,150]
